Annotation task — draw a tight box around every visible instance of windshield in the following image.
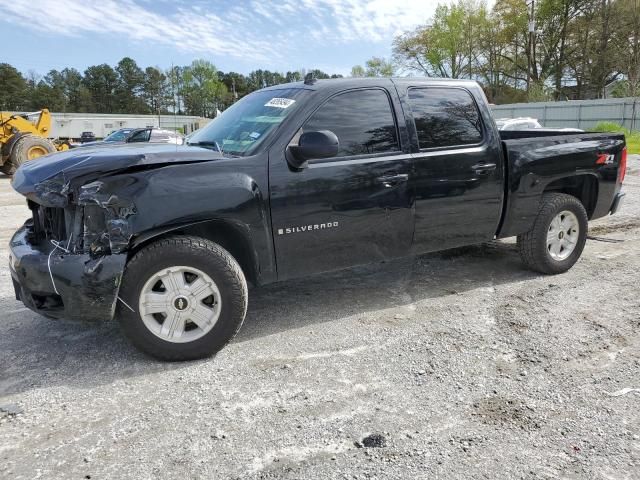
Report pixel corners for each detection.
[494,119,507,128]
[187,88,307,156]
[104,129,133,142]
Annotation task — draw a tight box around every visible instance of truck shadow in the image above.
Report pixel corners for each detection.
[0,241,535,397]
[237,241,531,342]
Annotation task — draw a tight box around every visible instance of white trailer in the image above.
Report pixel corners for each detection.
[45,112,209,140]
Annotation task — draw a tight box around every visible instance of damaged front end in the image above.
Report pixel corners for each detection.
[10,226,127,322]
[10,180,131,322]
[9,144,226,321]
[78,180,137,255]
[10,154,144,320]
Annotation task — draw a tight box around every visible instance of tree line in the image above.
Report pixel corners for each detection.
[388,0,640,103]
[0,58,343,117]
[1,0,639,115]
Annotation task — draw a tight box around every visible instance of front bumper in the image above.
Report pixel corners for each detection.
[610,192,625,215]
[9,225,127,322]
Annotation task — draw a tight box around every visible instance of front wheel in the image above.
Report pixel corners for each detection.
[517,193,588,274]
[117,236,248,361]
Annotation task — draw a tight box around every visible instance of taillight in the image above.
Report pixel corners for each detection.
[619,147,627,183]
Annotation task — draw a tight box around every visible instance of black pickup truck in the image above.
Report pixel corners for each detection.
[9,78,627,360]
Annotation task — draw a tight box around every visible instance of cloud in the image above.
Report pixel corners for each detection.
[0,0,280,63]
[0,0,451,65]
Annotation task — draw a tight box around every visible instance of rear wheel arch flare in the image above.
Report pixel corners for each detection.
[542,174,599,218]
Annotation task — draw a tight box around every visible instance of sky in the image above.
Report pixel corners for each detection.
[0,0,458,77]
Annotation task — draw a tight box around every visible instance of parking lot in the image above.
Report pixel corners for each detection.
[0,158,639,479]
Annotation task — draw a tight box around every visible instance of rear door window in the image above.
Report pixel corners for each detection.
[408,88,483,149]
[301,89,400,157]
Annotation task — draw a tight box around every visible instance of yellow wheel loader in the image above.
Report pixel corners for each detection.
[0,109,68,175]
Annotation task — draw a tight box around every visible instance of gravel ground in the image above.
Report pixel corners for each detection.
[0,158,639,480]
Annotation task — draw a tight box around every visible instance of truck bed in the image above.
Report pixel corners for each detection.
[500,131,625,157]
[497,131,626,238]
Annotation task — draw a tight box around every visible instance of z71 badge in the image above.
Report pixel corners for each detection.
[277,222,339,235]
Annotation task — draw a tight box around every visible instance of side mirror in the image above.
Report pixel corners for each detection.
[288,130,339,168]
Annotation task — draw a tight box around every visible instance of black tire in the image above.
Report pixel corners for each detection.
[0,162,15,176]
[117,236,248,361]
[7,135,57,174]
[517,193,588,274]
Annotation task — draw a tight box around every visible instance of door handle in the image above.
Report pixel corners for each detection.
[377,173,409,188]
[471,163,497,175]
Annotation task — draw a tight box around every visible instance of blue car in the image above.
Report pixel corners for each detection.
[73,128,183,148]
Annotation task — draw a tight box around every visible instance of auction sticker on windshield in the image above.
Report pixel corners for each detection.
[264,98,296,108]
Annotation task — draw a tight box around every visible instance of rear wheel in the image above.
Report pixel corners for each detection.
[5,135,57,175]
[117,236,248,361]
[517,193,588,274]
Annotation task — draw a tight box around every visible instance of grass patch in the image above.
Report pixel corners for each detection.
[626,136,640,154]
[591,122,640,154]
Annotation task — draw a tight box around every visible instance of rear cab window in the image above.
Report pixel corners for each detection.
[298,88,400,158]
[408,87,484,150]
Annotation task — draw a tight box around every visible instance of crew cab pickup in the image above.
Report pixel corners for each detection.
[9,78,627,360]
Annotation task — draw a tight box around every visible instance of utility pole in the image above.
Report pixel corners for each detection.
[171,62,178,133]
[468,14,473,79]
[633,0,639,130]
[527,0,536,95]
[171,63,175,115]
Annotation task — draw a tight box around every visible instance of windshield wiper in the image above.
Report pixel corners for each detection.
[187,141,241,158]
[187,140,223,153]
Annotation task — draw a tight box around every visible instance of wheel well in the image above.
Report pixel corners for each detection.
[543,175,598,218]
[130,221,258,285]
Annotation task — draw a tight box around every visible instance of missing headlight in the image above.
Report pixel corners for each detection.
[83,205,109,255]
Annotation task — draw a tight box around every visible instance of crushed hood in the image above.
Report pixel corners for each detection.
[12,143,225,205]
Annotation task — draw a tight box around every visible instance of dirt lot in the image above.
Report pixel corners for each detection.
[0,158,639,480]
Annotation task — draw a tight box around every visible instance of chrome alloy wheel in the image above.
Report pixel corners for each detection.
[547,210,580,261]
[138,266,222,343]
